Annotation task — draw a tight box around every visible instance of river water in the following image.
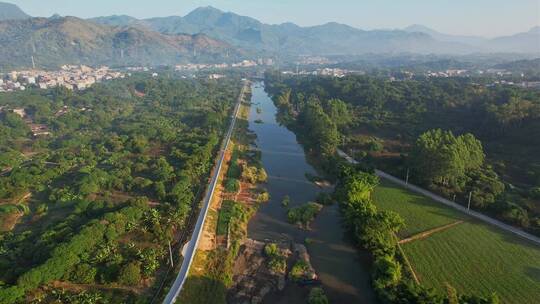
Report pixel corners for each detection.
[246,83,376,304]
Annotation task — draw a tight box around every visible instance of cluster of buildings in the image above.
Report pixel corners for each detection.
[425,68,521,78]
[0,65,125,93]
[296,56,335,65]
[283,68,363,78]
[174,58,274,71]
[426,69,469,78]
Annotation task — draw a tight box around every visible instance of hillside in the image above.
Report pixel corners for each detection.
[405,24,540,54]
[0,1,30,21]
[91,6,478,56]
[0,16,242,69]
[486,26,540,54]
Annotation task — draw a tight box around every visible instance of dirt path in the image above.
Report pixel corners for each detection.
[396,242,421,285]
[399,221,464,244]
[198,150,232,251]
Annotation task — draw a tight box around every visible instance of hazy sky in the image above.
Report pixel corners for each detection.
[6,0,540,37]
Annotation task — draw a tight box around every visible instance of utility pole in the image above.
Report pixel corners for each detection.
[467,191,472,211]
[405,168,410,185]
[168,241,174,267]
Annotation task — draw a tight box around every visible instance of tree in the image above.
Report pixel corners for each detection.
[409,129,484,187]
[373,255,402,290]
[300,102,340,157]
[324,98,352,130]
[154,157,175,182]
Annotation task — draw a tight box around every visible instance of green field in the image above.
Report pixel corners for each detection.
[373,180,540,303]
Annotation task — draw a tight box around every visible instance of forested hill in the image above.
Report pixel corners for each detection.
[0,16,243,69]
[265,73,540,236]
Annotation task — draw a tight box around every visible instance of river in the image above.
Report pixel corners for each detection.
[246,83,377,304]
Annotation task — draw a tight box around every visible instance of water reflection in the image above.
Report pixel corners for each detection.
[246,83,377,304]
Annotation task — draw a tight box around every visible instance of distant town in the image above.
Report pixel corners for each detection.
[0,65,125,92]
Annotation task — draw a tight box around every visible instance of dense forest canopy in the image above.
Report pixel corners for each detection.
[0,75,241,303]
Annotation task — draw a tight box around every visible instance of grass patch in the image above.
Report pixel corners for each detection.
[373,179,540,303]
[404,222,540,303]
[178,250,227,304]
[373,180,466,237]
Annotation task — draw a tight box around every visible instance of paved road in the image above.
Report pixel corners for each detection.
[162,82,248,304]
[337,149,540,246]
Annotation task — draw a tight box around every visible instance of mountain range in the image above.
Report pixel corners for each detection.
[0,15,240,69]
[90,6,539,55]
[0,2,538,69]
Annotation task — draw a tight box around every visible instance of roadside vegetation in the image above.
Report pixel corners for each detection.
[179,84,268,303]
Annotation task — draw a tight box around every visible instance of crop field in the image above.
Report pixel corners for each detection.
[373,180,540,303]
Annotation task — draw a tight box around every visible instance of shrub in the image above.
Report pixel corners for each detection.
[287,202,323,227]
[118,262,141,286]
[257,190,270,203]
[264,243,279,257]
[289,260,309,282]
[281,195,290,207]
[70,263,97,284]
[224,178,240,193]
[315,192,333,205]
[308,287,329,304]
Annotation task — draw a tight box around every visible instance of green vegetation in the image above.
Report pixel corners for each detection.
[0,75,241,303]
[216,200,244,236]
[289,260,310,282]
[224,178,240,193]
[281,195,290,207]
[373,180,465,237]
[180,97,263,304]
[265,72,540,236]
[118,262,142,286]
[373,180,540,303]
[334,165,501,303]
[287,202,323,228]
[308,287,329,304]
[264,243,287,274]
[265,70,540,304]
[256,190,270,203]
[241,165,268,184]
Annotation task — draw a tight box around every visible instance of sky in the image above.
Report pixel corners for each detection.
[6,0,540,37]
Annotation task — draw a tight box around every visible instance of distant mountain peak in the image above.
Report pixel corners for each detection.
[0,1,30,20]
[186,6,224,17]
[529,26,540,33]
